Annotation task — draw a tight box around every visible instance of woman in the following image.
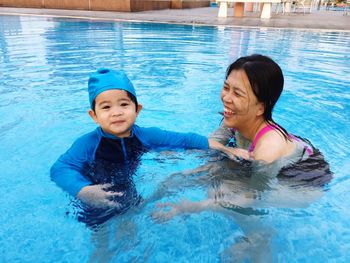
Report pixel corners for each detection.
[212,54,314,168]
[153,54,332,217]
[152,55,332,260]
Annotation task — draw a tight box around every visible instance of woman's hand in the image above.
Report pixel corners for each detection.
[208,139,226,151]
[209,139,252,161]
[152,202,182,223]
[152,199,217,223]
[224,147,252,161]
[77,184,124,208]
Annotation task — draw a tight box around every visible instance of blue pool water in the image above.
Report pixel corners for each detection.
[0,15,350,262]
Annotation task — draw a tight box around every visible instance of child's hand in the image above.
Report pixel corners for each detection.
[77,184,123,208]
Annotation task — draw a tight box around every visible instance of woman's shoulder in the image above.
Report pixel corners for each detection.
[253,130,294,163]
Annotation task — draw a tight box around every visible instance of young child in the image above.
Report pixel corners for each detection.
[50,68,228,227]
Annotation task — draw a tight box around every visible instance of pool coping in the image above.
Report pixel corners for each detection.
[1,7,350,32]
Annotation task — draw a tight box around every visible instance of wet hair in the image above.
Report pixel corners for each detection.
[226,54,289,140]
[91,90,138,112]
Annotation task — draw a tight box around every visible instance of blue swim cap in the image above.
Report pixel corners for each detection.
[88,68,136,108]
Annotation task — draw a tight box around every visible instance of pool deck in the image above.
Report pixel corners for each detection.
[0,6,349,31]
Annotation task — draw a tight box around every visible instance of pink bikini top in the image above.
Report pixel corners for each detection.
[248,124,313,156]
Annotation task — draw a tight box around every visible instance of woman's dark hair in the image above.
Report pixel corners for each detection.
[92,91,138,112]
[226,54,289,140]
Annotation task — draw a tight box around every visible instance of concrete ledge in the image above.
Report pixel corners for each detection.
[0,7,349,31]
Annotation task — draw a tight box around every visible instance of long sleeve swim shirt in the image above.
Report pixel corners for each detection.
[50,125,208,197]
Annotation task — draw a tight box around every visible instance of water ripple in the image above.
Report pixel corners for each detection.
[1,15,350,262]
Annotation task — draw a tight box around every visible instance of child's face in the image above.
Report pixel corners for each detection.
[89,89,142,138]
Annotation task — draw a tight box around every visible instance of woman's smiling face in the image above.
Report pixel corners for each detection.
[221,69,263,130]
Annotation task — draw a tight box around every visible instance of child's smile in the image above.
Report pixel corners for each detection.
[89,89,142,138]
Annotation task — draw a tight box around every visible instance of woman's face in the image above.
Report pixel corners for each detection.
[221,69,263,130]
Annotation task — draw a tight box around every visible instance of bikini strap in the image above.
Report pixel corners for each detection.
[249,125,276,153]
[289,134,314,156]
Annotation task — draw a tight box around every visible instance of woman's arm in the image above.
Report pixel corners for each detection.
[209,124,235,145]
[152,199,220,222]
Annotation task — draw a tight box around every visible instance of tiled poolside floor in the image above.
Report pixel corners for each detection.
[0,6,349,31]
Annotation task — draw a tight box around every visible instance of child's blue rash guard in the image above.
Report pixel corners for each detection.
[50,125,209,197]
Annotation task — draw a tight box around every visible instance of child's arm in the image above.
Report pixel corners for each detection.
[50,132,122,208]
[134,126,250,160]
[50,145,92,198]
[134,126,209,150]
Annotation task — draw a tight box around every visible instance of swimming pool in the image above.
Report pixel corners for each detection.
[1,15,349,262]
